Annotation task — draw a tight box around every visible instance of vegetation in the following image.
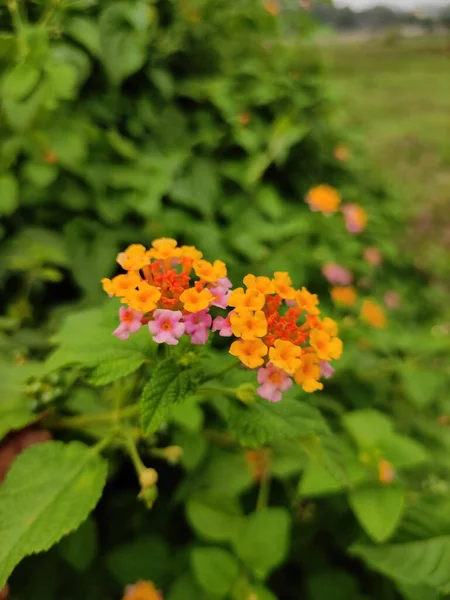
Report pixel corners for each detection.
[1,2,449,600]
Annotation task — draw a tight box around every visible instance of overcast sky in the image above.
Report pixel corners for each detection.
[334,0,443,10]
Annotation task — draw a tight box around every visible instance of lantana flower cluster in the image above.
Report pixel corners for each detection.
[102,238,231,346]
[215,272,343,401]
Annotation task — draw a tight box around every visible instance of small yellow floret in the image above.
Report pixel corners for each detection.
[269,339,302,375]
[180,287,213,312]
[229,339,268,369]
[230,309,267,340]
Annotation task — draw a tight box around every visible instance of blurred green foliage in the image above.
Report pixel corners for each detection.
[1,1,450,600]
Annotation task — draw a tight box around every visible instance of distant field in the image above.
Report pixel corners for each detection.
[322,35,450,277]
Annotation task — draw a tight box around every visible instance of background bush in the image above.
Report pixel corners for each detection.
[1,1,450,599]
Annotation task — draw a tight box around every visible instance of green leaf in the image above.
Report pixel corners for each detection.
[67,17,101,58]
[191,547,239,597]
[0,440,108,588]
[106,535,169,587]
[2,63,41,100]
[167,573,210,600]
[186,492,244,542]
[378,434,428,468]
[227,397,331,447]
[44,305,155,374]
[396,582,440,600]
[99,2,151,85]
[233,508,291,577]
[0,360,39,441]
[351,537,450,593]
[343,409,393,448]
[0,174,19,216]
[349,485,405,542]
[86,350,146,386]
[58,516,98,572]
[140,357,198,436]
[401,365,444,408]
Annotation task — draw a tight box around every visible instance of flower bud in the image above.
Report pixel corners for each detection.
[162,446,183,464]
[236,383,257,405]
[139,468,158,489]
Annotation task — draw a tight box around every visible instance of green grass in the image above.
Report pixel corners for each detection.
[322,35,450,278]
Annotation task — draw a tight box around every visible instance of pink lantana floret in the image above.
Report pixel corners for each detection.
[148,309,185,345]
[320,360,335,380]
[256,362,293,402]
[212,314,233,337]
[322,263,353,286]
[183,309,212,345]
[208,286,231,309]
[342,203,367,234]
[113,306,143,340]
[217,277,232,290]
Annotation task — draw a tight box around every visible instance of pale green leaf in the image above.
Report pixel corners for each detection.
[186,492,244,542]
[0,361,41,441]
[0,174,19,216]
[233,508,291,577]
[349,485,405,542]
[343,409,393,448]
[191,547,239,597]
[352,537,450,593]
[0,441,108,588]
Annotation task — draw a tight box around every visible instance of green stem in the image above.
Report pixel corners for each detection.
[89,431,117,456]
[122,431,146,476]
[197,386,238,399]
[256,472,271,512]
[200,359,241,383]
[48,404,140,429]
[203,429,237,447]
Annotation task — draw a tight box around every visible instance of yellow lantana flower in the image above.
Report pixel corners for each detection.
[230,310,267,340]
[272,272,295,300]
[148,238,180,260]
[179,287,213,312]
[117,244,150,271]
[124,282,161,313]
[229,339,268,369]
[101,272,141,297]
[243,274,274,295]
[269,339,302,375]
[294,354,324,393]
[228,287,265,312]
[193,259,227,282]
[309,329,343,361]
[295,287,320,315]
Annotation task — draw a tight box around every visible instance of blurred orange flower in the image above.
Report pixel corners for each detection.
[331,286,357,306]
[378,459,395,484]
[263,0,280,15]
[239,111,251,126]
[333,144,351,162]
[123,581,162,600]
[361,299,387,328]
[305,185,341,215]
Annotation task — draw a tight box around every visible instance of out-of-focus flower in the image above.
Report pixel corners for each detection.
[226,272,342,400]
[333,144,351,162]
[305,185,341,215]
[239,111,251,126]
[331,286,357,306]
[102,239,230,346]
[263,0,280,15]
[43,150,58,164]
[246,448,270,480]
[378,459,395,484]
[320,360,335,380]
[322,263,353,286]
[361,299,387,328]
[342,203,368,234]
[123,580,162,600]
[384,291,401,309]
[363,247,383,267]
